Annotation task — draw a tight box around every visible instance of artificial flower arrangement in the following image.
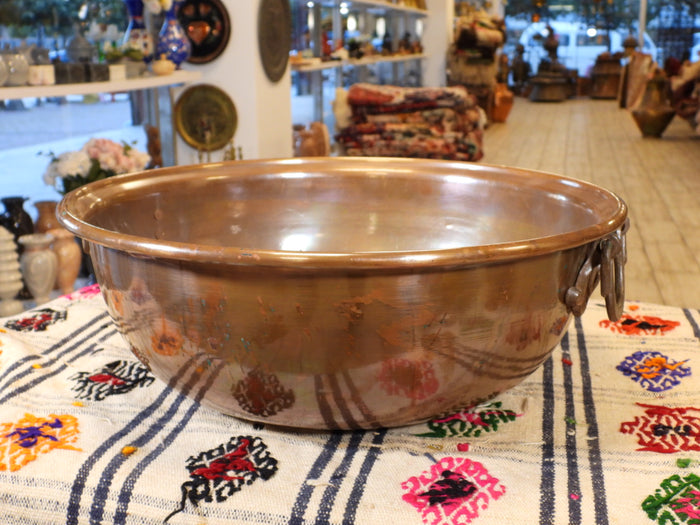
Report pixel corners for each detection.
[42,138,151,195]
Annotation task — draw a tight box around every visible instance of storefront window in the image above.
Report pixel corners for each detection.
[0,1,149,209]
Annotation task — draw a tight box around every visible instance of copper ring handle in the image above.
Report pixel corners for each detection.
[565,219,629,321]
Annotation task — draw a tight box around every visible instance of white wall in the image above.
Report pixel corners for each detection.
[422,0,450,87]
[174,0,293,164]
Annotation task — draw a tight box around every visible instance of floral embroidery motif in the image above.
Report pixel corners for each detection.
[232,368,295,417]
[65,283,101,300]
[642,472,700,524]
[378,358,439,400]
[0,414,81,471]
[402,457,505,525]
[617,351,691,392]
[164,435,278,522]
[70,360,155,401]
[620,404,700,453]
[415,402,519,438]
[600,314,681,336]
[4,308,67,332]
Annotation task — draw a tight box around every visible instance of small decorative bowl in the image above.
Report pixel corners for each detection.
[57,157,628,429]
[151,56,176,76]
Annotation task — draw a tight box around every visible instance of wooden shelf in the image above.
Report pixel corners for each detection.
[0,69,202,101]
[292,54,427,73]
[349,0,428,15]
[313,0,427,15]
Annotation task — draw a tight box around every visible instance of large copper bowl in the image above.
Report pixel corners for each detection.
[57,157,628,429]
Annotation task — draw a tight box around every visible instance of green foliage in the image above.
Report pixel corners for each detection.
[1,1,128,37]
[59,158,114,194]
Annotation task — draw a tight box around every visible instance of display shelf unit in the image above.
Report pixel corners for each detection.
[0,70,201,102]
[332,0,427,15]
[294,0,429,127]
[292,53,428,73]
[0,70,201,167]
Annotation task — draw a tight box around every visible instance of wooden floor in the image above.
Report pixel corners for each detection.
[482,97,700,309]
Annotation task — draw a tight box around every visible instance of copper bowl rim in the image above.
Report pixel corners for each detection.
[57,157,628,271]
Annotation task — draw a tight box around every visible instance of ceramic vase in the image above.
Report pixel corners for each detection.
[0,196,34,242]
[67,28,97,63]
[19,233,57,306]
[34,200,60,234]
[1,196,34,299]
[156,0,191,69]
[122,0,155,64]
[631,70,676,138]
[47,228,82,295]
[0,226,23,316]
[492,83,514,123]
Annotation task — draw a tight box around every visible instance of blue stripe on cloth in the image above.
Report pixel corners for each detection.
[328,374,360,429]
[89,393,191,522]
[314,375,339,429]
[315,431,365,524]
[539,354,555,525]
[342,429,388,524]
[109,363,222,524]
[683,309,700,338]
[65,355,201,525]
[0,325,115,405]
[574,316,609,525]
[560,333,582,524]
[341,371,380,428]
[288,432,344,525]
[0,313,110,390]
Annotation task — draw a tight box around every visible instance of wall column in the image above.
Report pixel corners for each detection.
[173,0,293,164]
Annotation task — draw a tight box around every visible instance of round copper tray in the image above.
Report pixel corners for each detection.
[178,0,231,64]
[258,0,291,82]
[174,83,237,151]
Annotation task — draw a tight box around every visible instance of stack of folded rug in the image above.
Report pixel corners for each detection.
[334,83,485,161]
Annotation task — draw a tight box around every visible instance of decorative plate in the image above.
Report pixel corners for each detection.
[178,0,231,64]
[174,84,237,151]
[258,0,291,83]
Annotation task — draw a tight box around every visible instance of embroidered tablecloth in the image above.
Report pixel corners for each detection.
[1,285,699,525]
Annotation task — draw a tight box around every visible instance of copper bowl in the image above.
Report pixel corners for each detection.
[58,157,628,429]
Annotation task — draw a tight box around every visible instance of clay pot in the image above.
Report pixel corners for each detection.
[492,83,514,123]
[34,200,61,233]
[151,54,176,76]
[48,228,82,294]
[631,70,676,138]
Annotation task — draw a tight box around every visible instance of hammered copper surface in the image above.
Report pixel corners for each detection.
[57,157,628,429]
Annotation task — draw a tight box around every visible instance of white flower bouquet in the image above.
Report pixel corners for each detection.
[42,138,151,195]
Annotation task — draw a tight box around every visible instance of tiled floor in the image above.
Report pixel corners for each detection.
[482,97,700,309]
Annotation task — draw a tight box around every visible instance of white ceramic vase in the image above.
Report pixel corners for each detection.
[19,233,57,306]
[0,226,23,316]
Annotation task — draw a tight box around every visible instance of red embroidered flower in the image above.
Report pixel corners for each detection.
[600,314,680,336]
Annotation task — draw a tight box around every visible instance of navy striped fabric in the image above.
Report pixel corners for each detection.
[0,288,698,524]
